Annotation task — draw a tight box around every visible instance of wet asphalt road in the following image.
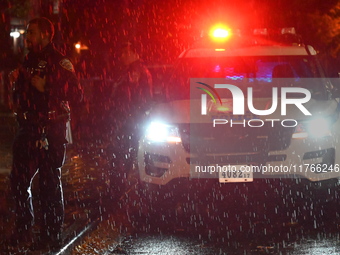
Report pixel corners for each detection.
[1,108,340,255]
[0,109,117,254]
[108,233,340,255]
[72,167,340,254]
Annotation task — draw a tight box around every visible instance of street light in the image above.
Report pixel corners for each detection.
[10,31,20,39]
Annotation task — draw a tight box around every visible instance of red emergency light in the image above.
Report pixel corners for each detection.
[209,25,231,42]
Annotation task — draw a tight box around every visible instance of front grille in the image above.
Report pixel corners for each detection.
[178,123,294,154]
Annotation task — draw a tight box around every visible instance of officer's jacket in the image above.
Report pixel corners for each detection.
[108,59,153,135]
[14,43,83,126]
[113,59,153,114]
[13,43,83,145]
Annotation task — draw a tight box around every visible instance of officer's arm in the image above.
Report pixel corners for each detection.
[11,68,25,112]
[59,58,84,105]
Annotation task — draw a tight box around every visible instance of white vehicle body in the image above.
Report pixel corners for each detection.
[138,37,340,186]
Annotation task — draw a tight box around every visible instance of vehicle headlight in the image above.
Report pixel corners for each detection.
[292,116,334,139]
[145,122,182,143]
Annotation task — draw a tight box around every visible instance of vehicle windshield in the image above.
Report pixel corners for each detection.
[167,55,330,100]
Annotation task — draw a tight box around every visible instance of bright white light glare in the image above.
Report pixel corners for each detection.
[10,31,20,38]
[146,122,181,143]
[213,28,229,38]
[166,136,182,143]
[293,117,332,139]
[308,117,331,138]
[75,43,81,49]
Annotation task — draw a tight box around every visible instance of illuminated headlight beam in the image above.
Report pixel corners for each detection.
[146,122,181,143]
[293,117,333,139]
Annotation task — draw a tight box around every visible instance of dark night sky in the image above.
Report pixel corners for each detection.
[2,0,340,69]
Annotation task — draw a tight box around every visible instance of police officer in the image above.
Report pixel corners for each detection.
[8,17,83,251]
[106,41,153,198]
[111,41,153,131]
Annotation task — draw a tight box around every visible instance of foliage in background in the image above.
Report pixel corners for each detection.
[7,0,31,18]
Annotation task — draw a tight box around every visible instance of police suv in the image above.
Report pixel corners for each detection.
[137,26,340,187]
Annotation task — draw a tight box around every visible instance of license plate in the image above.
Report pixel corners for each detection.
[219,165,253,183]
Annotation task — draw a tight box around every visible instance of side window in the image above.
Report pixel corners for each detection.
[256,60,285,82]
[291,58,316,78]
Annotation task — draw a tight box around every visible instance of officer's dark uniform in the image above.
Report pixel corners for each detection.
[112,59,153,132]
[10,43,83,244]
[107,59,153,197]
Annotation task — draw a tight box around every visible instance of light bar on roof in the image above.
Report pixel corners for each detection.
[281,27,296,34]
[253,28,268,35]
[253,27,297,35]
[208,24,232,42]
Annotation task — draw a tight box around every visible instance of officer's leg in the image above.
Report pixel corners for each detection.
[38,142,66,245]
[9,133,38,243]
[107,136,126,203]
